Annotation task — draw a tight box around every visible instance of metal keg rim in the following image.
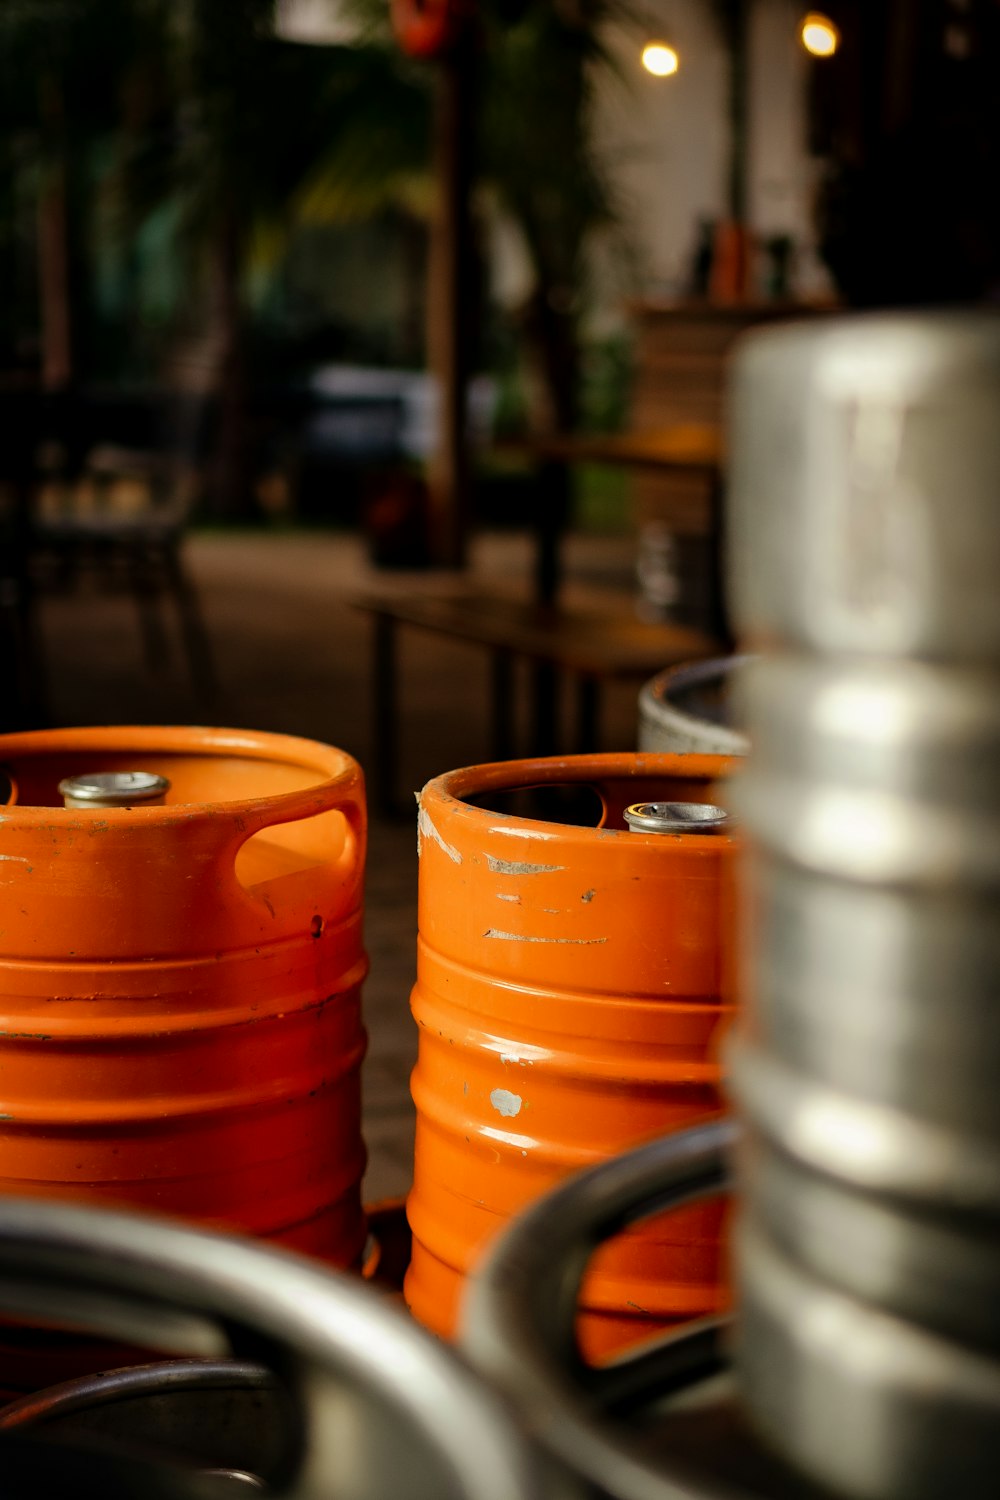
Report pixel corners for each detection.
[729,772,1000,887]
[0,1358,275,1431]
[737,1212,1000,1500]
[743,1132,1000,1352]
[730,1039,1000,1217]
[639,655,752,759]
[463,1120,737,1500]
[0,1193,542,1500]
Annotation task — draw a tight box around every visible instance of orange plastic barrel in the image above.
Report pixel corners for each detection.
[405,752,737,1359]
[0,726,368,1263]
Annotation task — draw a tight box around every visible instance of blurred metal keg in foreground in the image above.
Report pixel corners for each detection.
[728,313,1000,1500]
[0,1192,547,1500]
[638,656,751,757]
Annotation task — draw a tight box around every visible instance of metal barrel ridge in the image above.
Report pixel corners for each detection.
[728,312,1000,1500]
[405,751,738,1358]
[0,726,369,1388]
[0,1191,548,1500]
[638,655,751,757]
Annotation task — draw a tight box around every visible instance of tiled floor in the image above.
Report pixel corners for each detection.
[30,526,651,1202]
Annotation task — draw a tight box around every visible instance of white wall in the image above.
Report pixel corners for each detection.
[592,0,832,306]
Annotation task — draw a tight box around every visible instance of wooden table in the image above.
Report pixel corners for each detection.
[516,423,723,471]
[354,423,726,813]
[500,423,726,632]
[350,589,717,815]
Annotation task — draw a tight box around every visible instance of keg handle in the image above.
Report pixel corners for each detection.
[205,761,367,915]
[462,1118,736,1500]
[0,1193,542,1500]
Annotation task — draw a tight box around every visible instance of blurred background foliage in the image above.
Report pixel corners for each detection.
[0,0,641,513]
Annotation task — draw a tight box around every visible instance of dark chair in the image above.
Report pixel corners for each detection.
[24,390,217,717]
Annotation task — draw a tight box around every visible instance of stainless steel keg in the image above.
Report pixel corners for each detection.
[638,656,751,756]
[464,1121,849,1500]
[0,1360,285,1490]
[728,313,1000,1500]
[0,1193,547,1500]
[728,313,1000,662]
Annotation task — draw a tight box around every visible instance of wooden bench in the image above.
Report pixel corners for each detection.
[351,589,718,814]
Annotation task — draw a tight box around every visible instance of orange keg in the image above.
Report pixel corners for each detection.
[0,727,368,1263]
[405,752,737,1358]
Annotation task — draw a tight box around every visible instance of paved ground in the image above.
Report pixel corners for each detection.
[31,526,650,1202]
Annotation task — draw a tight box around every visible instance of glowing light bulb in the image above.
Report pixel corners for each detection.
[642,41,680,77]
[800,12,840,56]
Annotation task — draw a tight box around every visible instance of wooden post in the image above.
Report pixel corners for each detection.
[37,74,71,392]
[425,40,476,568]
[708,0,753,303]
[726,0,749,225]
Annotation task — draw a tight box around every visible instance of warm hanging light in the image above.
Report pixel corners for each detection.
[800,12,840,57]
[642,40,680,77]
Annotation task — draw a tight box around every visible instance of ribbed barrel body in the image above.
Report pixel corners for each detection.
[729,314,1000,1500]
[0,726,368,1388]
[405,752,736,1357]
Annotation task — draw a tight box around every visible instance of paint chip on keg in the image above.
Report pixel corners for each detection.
[486,855,564,875]
[490,1088,523,1118]
[416,803,462,863]
[483,929,607,945]
[489,826,558,841]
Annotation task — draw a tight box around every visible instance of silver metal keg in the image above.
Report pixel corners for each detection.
[463,1121,772,1500]
[0,1360,284,1490]
[623,800,731,833]
[728,312,1000,662]
[0,1193,548,1500]
[59,771,171,808]
[728,313,1000,1500]
[638,656,750,757]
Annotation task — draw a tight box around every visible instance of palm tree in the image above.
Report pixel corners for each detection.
[0,0,165,386]
[3,0,640,516]
[1,0,431,511]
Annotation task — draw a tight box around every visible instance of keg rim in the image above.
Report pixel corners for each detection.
[0,725,361,824]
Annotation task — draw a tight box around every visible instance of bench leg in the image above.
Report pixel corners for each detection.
[534,459,571,606]
[373,612,400,817]
[163,541,218,709]
[574,675,599,753]
[530,661,559,757]
[490,649,515,762]
[707,472,733,648]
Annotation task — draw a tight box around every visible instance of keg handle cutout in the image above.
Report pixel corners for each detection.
[39,756,366,917]
[0,766,17,808]
[225,771,366,919]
